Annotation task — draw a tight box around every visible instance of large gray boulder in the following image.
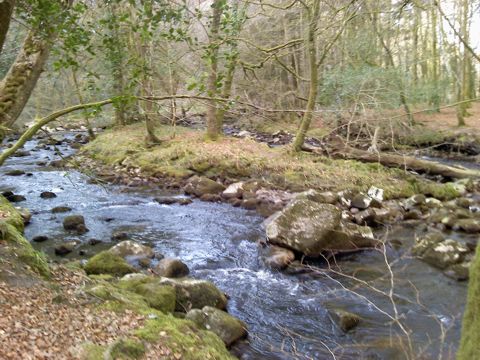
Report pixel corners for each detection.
[186,306,247,346]
[265,199,376,256]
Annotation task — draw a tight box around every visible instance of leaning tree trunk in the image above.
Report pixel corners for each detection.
[0,31,52,129]
[0,0,15,55]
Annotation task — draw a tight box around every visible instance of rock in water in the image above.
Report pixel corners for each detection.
[108,240,155,259]
[265,199,376,256]
[51,206,72,213]
[40,191,57,199]
[5,169,25,176]
[186,306,247,346]
[184,176,226,197]
[54,241,78,256]
[263,245,295,270]
[63,215,86,231]
[154,258,190,278]
[328,308,361,332]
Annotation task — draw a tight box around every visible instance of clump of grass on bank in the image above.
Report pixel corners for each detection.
[83,123,458,200]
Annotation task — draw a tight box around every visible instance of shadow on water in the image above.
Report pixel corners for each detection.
[0,134,470,359]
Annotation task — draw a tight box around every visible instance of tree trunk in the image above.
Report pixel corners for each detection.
[71,69,95,139]
[322,138,480,179]
[0,31,52,129]
[0,0,15,55]
[292,0,320,152]
[205,0,224,140]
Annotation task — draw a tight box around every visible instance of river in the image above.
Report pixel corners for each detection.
[0,133,473,359]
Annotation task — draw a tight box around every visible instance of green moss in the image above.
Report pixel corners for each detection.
[3,222,50,278]
[0,195,25,232]
[83,123,457,200]
[110,338,145,359]
[84,251,136,277]
[135,283,176,313]
[84,279,234,359]
[458,242,480,359]
[135,316,235,360]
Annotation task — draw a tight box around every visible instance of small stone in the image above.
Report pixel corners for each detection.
[329,309,361,332]
[111,231,129,241]
[5,169,25,176]
[54,241,78,256]
[88,238,102,246]
[40,191,57,199]
[263,245,295,270]
[32,235,49,243]
[63,215,88,234]
[51,206,72,213]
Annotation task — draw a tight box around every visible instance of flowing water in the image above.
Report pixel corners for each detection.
[0,134,474,359]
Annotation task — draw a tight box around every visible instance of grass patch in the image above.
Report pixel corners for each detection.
[83,123,456,199]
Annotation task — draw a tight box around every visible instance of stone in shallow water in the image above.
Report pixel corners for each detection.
[263,245,295,270]
[32,235,49,243]
[5,169,25,176]
[54,241,79,256]
[154,258,190,278]
[328,308,361,332]
[51,206,72,213]
[108,240,155,259]
[40,191,57,199]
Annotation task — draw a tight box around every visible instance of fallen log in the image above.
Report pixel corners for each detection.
[304,138,480,180]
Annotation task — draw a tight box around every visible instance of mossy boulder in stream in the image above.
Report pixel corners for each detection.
[84,251,136,276]
[265,199,377,256]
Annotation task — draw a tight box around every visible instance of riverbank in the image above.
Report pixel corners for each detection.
[0,195,240,359]
[79,123,461,201]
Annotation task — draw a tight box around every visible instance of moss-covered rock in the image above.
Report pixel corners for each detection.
[134,283,176,313]
[84,251,136,277]
[0,196,49,278]
[135,316,235,359]
[158,277,228,312]
[0,195,25,232]
[186,306,248,346]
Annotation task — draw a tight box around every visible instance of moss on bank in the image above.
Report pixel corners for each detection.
[458,242,480,359]
[85,277,235,359]
[0,195,50,278]
[83,123,458,200]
